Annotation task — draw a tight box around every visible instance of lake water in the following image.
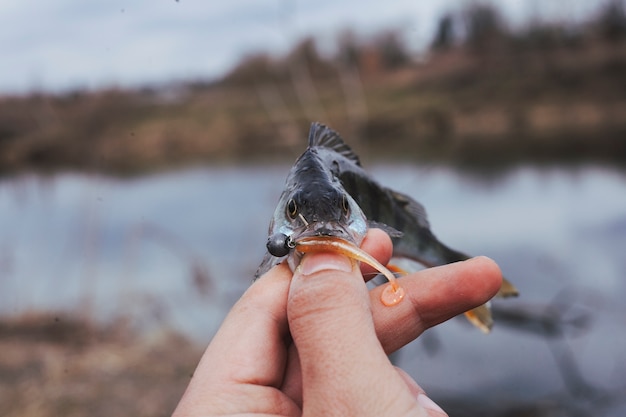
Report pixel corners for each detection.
[1,163,626,415]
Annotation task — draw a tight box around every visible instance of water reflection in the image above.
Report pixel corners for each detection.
[1,164,626,415]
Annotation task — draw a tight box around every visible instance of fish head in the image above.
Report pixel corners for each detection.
[283,184,367,242]
[265,150,368,271]
[255,123,372,279]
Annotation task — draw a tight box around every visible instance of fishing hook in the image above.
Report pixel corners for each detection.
[298,213,309,226]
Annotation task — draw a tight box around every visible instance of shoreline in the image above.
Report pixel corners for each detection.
[1,40,625,176]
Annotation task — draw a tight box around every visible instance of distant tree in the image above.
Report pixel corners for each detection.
[288,37,320,64]
[372,30,410,69]
[596,0,626,41]
[336,29,362,68]
[287,37,334,78]
[462,3,508,51]
[515,21,583,51]
[431,13,455,51]
[222,53,278,85]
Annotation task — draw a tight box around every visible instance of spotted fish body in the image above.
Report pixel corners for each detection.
[257,122,518,332]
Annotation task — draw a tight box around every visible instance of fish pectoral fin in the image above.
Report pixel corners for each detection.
[368,221,404,238]
[496,277,519,298]
[254,253,285,280]
[464,303,493,334]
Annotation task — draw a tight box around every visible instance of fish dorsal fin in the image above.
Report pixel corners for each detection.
[308,122,361,166]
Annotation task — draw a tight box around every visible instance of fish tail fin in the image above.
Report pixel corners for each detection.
[464,277,518,333]
[497,276,519,298]
[464,303,493,334]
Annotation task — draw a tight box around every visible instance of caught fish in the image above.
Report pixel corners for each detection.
[256,122,518,332]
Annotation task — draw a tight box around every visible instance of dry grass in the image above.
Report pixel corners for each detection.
[0,313,201,417]
[0,34,625,174]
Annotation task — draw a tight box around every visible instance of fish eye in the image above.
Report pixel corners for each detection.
[287,198,298,219]
[341,194,350,215]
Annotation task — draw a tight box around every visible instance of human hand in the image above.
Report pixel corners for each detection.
[173,229,502,417]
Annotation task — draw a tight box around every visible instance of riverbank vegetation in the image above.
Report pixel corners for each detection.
[0,313,198,417]
[1,2,625,175]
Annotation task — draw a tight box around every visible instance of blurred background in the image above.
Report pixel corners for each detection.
[1,1,626,416]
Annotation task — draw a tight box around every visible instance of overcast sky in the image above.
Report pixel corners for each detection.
[0,0,608,95]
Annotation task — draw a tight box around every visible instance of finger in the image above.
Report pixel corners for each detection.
[287,251,421,416]
[270,227,392,406]
[174,263,295,416]
[371,256,503,353]
[280,343,302,404]
[209,264,293,383]
[359,228,393,280]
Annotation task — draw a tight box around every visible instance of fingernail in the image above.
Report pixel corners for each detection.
[297,252,353,276]
[417,393,447,415]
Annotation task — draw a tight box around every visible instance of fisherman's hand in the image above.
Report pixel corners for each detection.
[173,229,502,417]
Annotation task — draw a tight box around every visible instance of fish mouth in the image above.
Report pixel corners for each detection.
[290,221,357,244]
[284,225,406,306]
[285,221,359,272]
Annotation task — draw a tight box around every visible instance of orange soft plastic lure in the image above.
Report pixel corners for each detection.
[294,236,405,306]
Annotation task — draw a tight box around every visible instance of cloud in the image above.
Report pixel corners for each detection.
[0,0,607,94]
[0,1,295,93]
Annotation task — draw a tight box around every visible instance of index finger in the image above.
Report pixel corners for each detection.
[371,256,503,353]
[174,263,294,416]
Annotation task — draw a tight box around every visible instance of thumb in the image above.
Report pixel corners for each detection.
[287,252,420,416]
[288,251,375,361]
